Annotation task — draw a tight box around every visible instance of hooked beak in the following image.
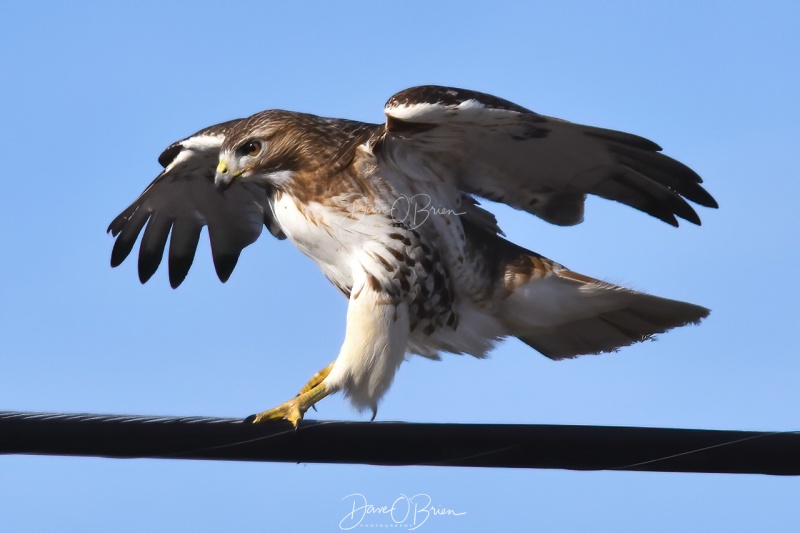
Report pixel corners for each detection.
[215,159,251,191]
[215,159,233,191]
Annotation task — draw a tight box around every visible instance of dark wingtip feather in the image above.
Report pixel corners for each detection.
[665,215,680,227]
[137,216,172,284]
[584,127,663,152]
[650,210,680,227]
[107,215,125,236]
[212,251,240,283]
[108,203,141,236]
[168,257,192,289]
[671,198,702,226]
[110,210,150,267]
[138,264,157,284]
[643,195,697,226]
[110,235,135,268]
[168,222,202,289]
[138,251,163,284]
[682,183,719,209]
[612,145,718,212]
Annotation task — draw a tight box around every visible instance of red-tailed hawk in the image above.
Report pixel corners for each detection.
[108,85,717,425]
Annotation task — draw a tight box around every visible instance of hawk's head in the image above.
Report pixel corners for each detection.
[214,110,307,191]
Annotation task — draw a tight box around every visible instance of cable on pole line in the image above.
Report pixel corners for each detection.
[1,411,797,475]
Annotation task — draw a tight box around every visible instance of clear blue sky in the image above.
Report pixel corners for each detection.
[1,1,798,531]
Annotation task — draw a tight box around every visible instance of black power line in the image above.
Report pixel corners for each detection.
[1,411,797,475]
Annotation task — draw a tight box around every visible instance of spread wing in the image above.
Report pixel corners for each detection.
[377,85,717,226]
[107,120,284,288]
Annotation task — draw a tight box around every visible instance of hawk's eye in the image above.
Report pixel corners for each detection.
[243,141,262,157]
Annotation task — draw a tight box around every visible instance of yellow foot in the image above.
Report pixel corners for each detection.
[247,397,307,427]
[247,365,335,427]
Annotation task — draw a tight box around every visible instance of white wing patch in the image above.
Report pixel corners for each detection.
[387,98,527,126]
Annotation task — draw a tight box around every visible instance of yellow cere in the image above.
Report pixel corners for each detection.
[216,160,228,174]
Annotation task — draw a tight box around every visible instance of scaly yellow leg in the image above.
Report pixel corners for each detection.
[297,362,335,395]
[248,362,335,427]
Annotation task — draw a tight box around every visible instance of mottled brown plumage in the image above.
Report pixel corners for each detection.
[108,85,716,422]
